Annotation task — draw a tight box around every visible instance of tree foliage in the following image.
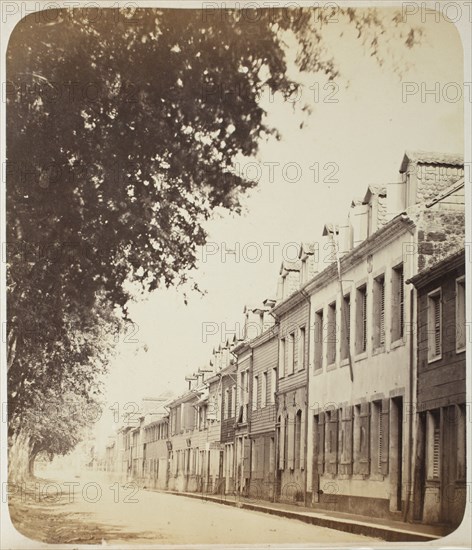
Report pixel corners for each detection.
[6,7,421,465]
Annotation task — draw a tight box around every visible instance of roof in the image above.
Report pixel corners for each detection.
[299,242,316,256]
[426,177,464,208]
[400,151,463,172]
[279,259,301,275]
[407,248,465,288]
[322,223,339,236]
[351,198,363,207]
[363,185,387,203]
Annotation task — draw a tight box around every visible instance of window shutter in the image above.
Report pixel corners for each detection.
[279,416,285,469]
[317,413,325,474]
[300,411,306,470]
[432,427,440,479]
[399,269,404,337]
[327,410,338,474]
[287,414,295,470]
[362,290,367,351]
[380,282,385,345]
[434,296,441,356]
[379,399,389,475]
[341,406,353,475]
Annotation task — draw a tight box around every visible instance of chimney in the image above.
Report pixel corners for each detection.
[321,224,340,266]
[298,242,319,285]
[347,202,368,248]
[278,260,301,301]
[243,305,264,340]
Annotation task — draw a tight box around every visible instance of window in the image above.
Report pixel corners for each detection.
[339,407,353,475]
[353,404,370,475]
[252,375,259,411]
[371,400,389,475]
[426,410,440,481]
[287,332,295,374]
[279,338,286,378]
[298,326,306,370]
[269,437,275,473]
[326,302,337,365]
[325,409,338,474]
[314,309,324,371]
[231,385,236,418]
[294,410,302,469]
[356,285,367,354]
[456,277,466,352]
[315,413,325,474]
[270,368,276,404]
[373,274,385,349]
[392,264,404,341]
[428,289,442,362]
[341,294,351,360]
[261,372,267,408]
[224,388,229,419]
[457,404,466,481]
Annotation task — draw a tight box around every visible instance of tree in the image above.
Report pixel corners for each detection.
[6,7,421,476]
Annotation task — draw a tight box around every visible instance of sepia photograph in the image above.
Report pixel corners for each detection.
[1,1,471,548]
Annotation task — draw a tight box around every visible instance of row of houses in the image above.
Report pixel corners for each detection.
[103,151,467,529]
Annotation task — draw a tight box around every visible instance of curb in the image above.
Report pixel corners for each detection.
[161,489,440,543]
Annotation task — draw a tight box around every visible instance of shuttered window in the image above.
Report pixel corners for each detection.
[339,406,353,475]
[261,372,267,408]
[294,410,302,469]
[356,285,368,354]
[288,332,296,374]
[299,327,306,370]
[327,302,337,365]
[428,289,442,361]
[371,400,389,475]
[325,409,338,474]
[373,275,385,349]
[314,309,324,370]
[316,413,325,474]
[392,264,404,341]
[353,403,370,475]
[379,399,389,475]
[341,294,351,360]
[279,338,286,378]
[456,277,466,352]
[426,410,440,481]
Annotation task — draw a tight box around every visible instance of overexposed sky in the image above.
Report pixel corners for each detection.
[95,9,465,445]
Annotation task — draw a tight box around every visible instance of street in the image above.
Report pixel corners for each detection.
[8,470,379,545]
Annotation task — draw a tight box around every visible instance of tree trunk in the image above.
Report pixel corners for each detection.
[28,451,38,477]
[9,430,33,483]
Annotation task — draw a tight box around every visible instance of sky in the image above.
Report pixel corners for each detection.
[94,8,465,447]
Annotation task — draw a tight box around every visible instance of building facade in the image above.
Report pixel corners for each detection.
[409,249,466,526]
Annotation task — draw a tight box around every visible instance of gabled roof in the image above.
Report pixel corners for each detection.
[363,185,387,203]
[400,150,463,172]
[322,223,339,236]
[350,198,363,207]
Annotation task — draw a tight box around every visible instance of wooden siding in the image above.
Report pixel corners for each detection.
[417,263,465,412]
[221,365,237,443]
[278,300,309,393]
[251,335,278,435]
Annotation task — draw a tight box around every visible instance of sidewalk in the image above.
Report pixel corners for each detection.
[159,489,452,542]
